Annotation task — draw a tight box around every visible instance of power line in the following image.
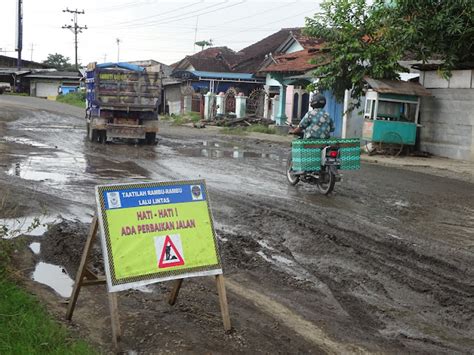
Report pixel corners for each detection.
[115,0,247,30]
[62,8,88,70]
[102,0,204,28]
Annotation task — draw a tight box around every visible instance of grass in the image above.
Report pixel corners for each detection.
[0,239,96,354]
[164,112,202,125]
[56,92,86,108]
[4,92,28,97]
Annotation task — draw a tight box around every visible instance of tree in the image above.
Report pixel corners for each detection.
[42,53,77,71]
[389,0,474,70]
[195,39,213,51]
[304,0,474,102]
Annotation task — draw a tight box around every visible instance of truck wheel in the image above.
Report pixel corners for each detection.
[98,130,107,144]
[145,132,156,145]
[89,128,98,142]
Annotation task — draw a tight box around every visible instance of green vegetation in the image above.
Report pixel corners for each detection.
[169,112,202,125]
[305,0,474,101]
[4,92,29,97]
[42,53,78,71]
[0,237,95,354]
[56,92,86,108]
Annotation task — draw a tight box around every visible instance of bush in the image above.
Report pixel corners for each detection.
[56,92,86,108]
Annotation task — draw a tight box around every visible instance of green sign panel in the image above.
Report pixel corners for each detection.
[95,180,222,292]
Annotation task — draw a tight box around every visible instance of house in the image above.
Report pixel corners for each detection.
[166,47,265,115]
[414,63,474,161]
[165,29,310,117]
[24,71,82,99]
[0,54,50,93]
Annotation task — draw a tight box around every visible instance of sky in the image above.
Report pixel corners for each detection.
[0,0,321,67]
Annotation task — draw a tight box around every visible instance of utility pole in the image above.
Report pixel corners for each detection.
[116,38,121,62]
[16,0,23,70]
[193,15,199,53]
[30,43,34,62]
[62,8,87,70]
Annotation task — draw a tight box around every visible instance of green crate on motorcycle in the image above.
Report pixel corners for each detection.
[291,138,361,171]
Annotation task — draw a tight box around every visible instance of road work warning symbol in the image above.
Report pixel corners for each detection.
[155,234,185,268]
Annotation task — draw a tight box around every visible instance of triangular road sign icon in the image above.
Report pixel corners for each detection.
[158,235,185,268]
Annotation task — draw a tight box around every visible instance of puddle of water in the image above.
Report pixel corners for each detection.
[6,152,86,184]
[1,215,55,239]
[1,136,51,149]
[32,262,74,298]
[29,242,41,254]
[271,254,295,266]
[133,285,155,293]
[180,141,282,161]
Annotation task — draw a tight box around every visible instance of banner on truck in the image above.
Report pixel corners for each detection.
[95,180,222,292]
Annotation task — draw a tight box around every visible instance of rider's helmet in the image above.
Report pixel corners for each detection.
[310,94,326,109]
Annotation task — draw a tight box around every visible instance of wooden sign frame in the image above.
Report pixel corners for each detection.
[66,215,231,352]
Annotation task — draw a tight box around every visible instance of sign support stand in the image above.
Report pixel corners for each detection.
[168,276,231,331]
[67,212,231,351]
[66,215,122,351]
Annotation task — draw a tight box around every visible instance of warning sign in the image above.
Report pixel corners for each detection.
[155,234,185,268]
[95,180,222,292]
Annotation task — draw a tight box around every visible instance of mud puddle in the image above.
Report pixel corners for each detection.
[32,261,74,298]
[0,215,57,239]
[29,242,41,254]
[178,141,283,161]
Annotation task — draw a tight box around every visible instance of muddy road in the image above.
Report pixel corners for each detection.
[1,96,473,354]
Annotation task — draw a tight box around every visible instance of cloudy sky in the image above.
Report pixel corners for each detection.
[0,0,321,67]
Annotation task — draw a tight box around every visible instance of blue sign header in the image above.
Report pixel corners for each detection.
[102,183,206,210]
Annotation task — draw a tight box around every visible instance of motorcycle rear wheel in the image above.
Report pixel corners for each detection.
[286,153,300,186]
[317,169,336,195]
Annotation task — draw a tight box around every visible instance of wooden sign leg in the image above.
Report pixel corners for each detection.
[66,215,99,320]
[215,274,231,331]
[108,292,122,351]
[168,279,183,306]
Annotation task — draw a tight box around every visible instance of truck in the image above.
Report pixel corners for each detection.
[85,62,161,144]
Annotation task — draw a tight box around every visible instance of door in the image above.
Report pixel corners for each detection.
[36,82,59,98]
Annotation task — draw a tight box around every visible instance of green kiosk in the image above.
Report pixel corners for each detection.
[362,77,431,155]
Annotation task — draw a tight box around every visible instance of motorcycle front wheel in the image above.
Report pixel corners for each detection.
[317,168,336,195]
[286,153,300,186]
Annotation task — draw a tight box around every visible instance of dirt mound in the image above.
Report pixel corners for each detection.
[40,219,103,276]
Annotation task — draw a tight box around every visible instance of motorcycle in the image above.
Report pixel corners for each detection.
[286,130,342,195]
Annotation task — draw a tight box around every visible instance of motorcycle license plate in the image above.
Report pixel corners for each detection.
[326,158,340,164]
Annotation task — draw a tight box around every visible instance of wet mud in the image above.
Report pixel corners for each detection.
[2,96,474,353]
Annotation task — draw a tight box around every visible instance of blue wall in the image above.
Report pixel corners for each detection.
[323,90,343,137]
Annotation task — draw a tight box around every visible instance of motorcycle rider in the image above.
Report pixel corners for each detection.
[289,94,335,139]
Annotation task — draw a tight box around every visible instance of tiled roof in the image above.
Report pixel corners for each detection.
[232,28,301,73]
[260,49,327,74]
[174,47,238,73]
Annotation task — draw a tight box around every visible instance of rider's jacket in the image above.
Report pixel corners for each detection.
[298,108,335,139]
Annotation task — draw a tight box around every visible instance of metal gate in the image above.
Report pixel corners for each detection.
[247,88,267,118]
[224,87,238,114]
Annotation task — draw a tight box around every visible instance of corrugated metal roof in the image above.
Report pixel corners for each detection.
[0,68,31,75]
[25,71,81,79]
[364,77,431,96]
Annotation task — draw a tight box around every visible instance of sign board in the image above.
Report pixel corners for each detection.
[95,180,222,292]
[362,119,374,141]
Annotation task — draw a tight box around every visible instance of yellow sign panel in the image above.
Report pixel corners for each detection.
[95,180,222,292]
